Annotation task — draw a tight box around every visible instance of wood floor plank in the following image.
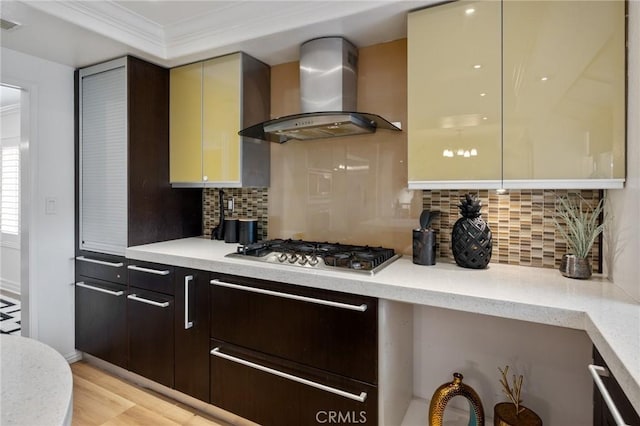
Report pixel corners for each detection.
[71,361,232,426]
[101,405,182,426]
[71,362,200,425]
[183,415,228,426]
[72,376,135,426]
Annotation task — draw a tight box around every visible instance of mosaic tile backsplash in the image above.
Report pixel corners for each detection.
[203,186,601,271]
[203,188,269,241]
[422,189,602,271]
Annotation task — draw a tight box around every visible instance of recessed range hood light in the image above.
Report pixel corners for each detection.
[238,37,401,143]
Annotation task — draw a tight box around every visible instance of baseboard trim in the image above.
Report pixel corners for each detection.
[0,278,21,296]
[64,350,83,364]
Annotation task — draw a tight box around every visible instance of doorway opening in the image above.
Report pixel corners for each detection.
[0,83,29,336]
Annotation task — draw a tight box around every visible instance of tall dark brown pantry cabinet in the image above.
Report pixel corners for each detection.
[74,56,202,365]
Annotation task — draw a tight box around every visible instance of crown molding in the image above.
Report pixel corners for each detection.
[23,0,166,58]
[17,0,419,65]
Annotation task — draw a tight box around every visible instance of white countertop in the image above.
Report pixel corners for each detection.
[126,237,640,413]
[0,335,73,426]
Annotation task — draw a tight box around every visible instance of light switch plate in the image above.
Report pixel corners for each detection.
[45,197,57,215]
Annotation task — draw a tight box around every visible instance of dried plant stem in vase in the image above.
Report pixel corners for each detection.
[494,366,542,426]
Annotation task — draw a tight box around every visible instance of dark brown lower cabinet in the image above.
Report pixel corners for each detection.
[209,274,378,425]
[75,277,127,368]
[210,274,377,384]
[127,288,174,388]
[593,347,640,426]
[174,268,210,402]
[210,340,377,426]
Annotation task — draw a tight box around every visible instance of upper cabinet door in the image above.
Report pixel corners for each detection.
[203,54,241,184]
[408,1,502,189]
[408,0,625,190]
[169,53,269,187]
[503,0,626,186]
[170,62,203,183]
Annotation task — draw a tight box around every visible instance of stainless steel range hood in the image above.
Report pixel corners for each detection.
[239,37,401,143]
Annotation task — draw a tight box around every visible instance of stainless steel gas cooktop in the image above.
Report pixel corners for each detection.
[225,239,401,275]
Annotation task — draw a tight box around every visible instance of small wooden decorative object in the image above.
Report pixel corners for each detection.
[494,366,542,426]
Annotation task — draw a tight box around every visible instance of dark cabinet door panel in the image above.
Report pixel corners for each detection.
[75,278,127,368]
[174,268,210,402]
[210,341,377,426]
[210,274,377,384]
[593,347,640,426]
[127,289,174,387]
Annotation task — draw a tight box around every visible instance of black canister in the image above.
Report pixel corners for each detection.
[238,219,258,245]
[224,218,239,243]
[413,229,436,266]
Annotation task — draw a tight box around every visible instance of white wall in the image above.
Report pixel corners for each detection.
[1,47,76,359]
[413,306,592,425]
[605,0,640,303]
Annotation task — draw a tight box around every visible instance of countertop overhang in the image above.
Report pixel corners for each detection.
[126,237,640,413]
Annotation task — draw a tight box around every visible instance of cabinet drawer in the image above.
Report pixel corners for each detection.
[210,274,377,384]
[128,260,174,295]
[75,253,127,284]
[210,340,377,426]
[75,277,127,368]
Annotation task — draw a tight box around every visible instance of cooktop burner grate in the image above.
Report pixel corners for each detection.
[227,239,400,275]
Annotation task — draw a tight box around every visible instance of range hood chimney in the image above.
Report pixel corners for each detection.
[239,37,401,143]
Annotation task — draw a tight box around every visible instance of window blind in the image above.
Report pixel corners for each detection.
[1,144,19,235]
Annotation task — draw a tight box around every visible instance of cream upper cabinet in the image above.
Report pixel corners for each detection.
[170,62,203,183]
[408,1,502,189]
[170,53,270,187]
[502,0,625,187]
[408,0,626,190]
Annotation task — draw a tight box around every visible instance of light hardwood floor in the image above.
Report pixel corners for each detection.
[71,361,231,426]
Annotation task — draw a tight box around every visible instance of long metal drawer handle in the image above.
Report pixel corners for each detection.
[184,275,194,329]
[210,347,367,403]
[210,279,367,312]
[127,265,170,275]
[76,256,124,268]
[76,281,124,297]
[588,364,630,426]
[127,293,170,308]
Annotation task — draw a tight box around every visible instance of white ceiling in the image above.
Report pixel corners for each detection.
[0,0,436,69]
